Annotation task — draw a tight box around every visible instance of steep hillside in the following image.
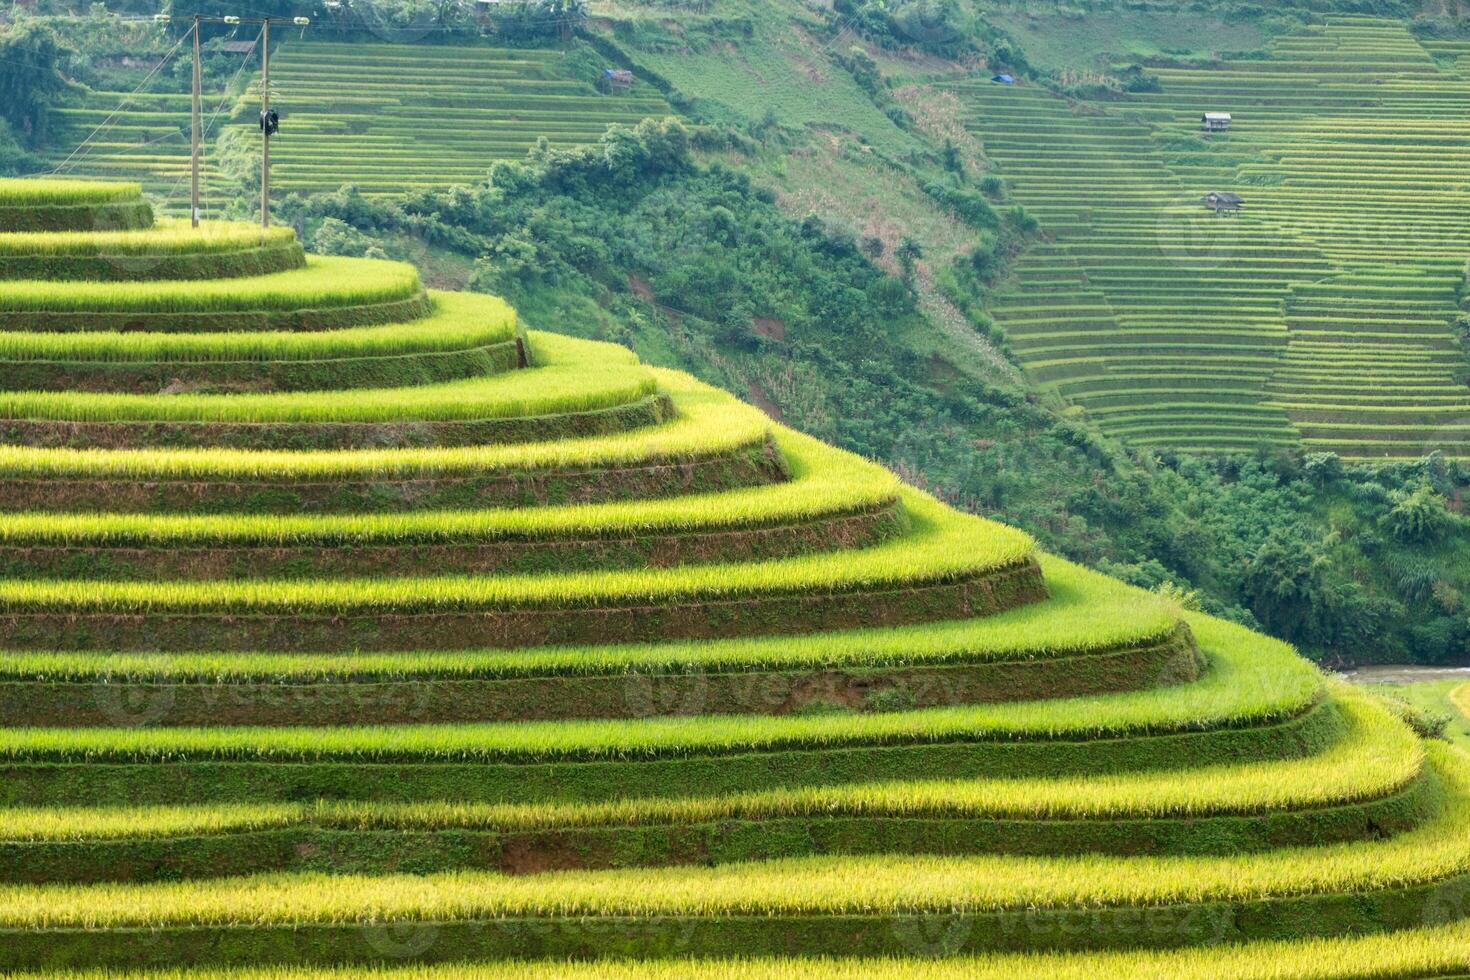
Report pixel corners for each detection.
[947,16,1470,461]
[29,24,669,210]
[41,88,236,215]
[238,40,672,195]
[0,175,1464,975]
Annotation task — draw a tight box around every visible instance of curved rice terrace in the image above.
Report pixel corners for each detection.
[941,16,1470,461]
[240,40,673,197]
[0,178,1464,977]
[42,41,672,213]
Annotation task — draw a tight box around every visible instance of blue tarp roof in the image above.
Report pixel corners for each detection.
[992,74,1015,84]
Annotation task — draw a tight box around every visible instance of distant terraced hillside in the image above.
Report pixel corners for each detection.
[0,177,1468,976]
[42,89,235,218]
[944,16,1470,461]
[238,41,673,195]
[41,40,671,210]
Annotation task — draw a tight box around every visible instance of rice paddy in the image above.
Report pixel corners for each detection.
[1,741,1466,928]
[0,220,294,257]
[238,42,674,196]
[0,180,142,206]
[0,359,656,423]
[0,176,1457,973]
[943,16,1470,460]
[0,291,516,364]
[35,43,673,210]
[0,255,421,316]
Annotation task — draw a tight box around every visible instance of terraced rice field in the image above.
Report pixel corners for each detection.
[42,42,672,211]
[41,90,237,219]
[943,16,1470,460]
[237,41,673,195]
[0,178,1462,976]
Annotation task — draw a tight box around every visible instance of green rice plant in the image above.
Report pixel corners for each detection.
[0,359,654,423]
[0,221,296,257]
[0,622,1322,763]
[0,427,894,548]
[0,688,1410,842]
[0,369,768,478]
[0,742,1461,927]
[0,291,517,364]
[0,556,1171,683]
[0,256,420,315]
[0,295,517,367]
[0,486,1034,612]
[0,180,141,206]
[21,920,1470,980]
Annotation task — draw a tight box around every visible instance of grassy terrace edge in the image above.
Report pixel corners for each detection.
[0,292,524,393]
[0,621,1322,765]
[0,693,1427,882]
[0,744,1461,965]
[19,920,1470,979]
[0,557,1175,680]
[0,373,787,512]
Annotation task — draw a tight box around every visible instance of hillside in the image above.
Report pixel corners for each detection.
[951,16,1470,460]
[239,40,672,195]
[23,24,669,211]
[13,6,1470,658]
[0,175,1463,974]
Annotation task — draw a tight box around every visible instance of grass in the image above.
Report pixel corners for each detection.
[0,743,1461,926]
[0,625,1321,763]
[0,255,420,316]
[0,180,141,205]
[0,688,1412,842]
[0,556,1169,683]
[0,487,1033,612]
[0,291,517,364]
[0,368,769,478]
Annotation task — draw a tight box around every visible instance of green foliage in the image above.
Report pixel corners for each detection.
[0,121,39,177]
[0,22,77,144]
[309,218,388,260]
[1375,691,1452,741]
[1381,481,1457,544]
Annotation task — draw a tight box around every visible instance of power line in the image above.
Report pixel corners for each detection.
[46,30,187,175]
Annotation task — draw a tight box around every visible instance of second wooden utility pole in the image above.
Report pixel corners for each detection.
[190,15,201,228]
[260,17,270,229]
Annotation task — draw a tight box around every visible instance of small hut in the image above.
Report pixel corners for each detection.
[1201,112,1232,132]
[600,69,635,94]
[1204,191,1244,213]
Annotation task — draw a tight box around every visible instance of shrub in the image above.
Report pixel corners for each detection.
[1381,482,1456,544]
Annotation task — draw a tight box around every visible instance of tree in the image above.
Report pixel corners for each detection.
[1302,452,1343,487]
[896,236,923,286]
[1381,481,1455,544]
[0,23,78,144]
[940,138,963,174]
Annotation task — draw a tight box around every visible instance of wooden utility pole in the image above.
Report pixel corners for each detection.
[260,17,270,229]
[190,15,201,228]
